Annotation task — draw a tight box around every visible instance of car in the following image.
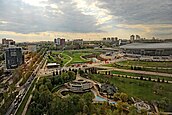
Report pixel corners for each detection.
[14,103,18,109]
[14,99,18,103]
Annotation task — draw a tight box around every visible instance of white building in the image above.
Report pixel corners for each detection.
[54,38,61,45]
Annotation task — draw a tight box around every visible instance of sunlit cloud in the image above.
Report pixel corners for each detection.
[0,0,172,41]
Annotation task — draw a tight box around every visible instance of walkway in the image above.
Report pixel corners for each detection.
[95,66,172,77]
[63,53,72,67]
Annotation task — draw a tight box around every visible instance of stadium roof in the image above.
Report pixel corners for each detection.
[120,43,172,49]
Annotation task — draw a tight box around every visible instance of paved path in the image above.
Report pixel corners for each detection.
[63,54,72,67]
[95,66,172,77]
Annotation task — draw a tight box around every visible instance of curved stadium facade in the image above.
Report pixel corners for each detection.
[120,43,172,56]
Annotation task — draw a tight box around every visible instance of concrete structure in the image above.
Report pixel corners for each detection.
[66,79,93,92]
[28,45,37,52]
[120,43,172,56]
[5,47,24,69]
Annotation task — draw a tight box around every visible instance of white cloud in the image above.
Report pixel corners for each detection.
[72,0,114,25]
[0,0,172,41]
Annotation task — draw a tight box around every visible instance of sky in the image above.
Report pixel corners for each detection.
[0,0,172,42]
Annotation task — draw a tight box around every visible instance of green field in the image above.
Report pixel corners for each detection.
[105,60,172,74]
[59,53,71,66]
[50,50,98,66]
[110,70,172,81]
[118,61,172,68]
[62,50,91,64]
[90,74,172,103]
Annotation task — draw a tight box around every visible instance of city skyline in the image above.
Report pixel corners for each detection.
[0,0,172,42]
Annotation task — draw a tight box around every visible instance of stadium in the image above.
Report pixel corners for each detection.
[120,43,172,56]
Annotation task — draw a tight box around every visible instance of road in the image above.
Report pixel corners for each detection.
[5,53,46,115]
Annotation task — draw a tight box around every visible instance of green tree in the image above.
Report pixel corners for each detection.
[120,93,128,102]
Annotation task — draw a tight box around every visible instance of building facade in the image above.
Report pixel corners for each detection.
[60,39,65,46]
[54,38,65,46]
[120,43,172,56]
[5,47,24,69]
[2,38,15,46]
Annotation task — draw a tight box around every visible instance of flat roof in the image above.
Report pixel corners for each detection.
[47,63,60,66]
[120,43,172,49]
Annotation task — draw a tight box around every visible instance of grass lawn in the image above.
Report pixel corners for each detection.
[90,74,172,103]
[104,61,172,74]
[118,61,172,68]
[110,70,172,81]
[63,51,91,64]
[16,78,37,115]
[47,55,57,63]
[60,53,71,66]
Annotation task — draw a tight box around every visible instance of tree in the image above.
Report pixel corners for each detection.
[79,70,84,76]
[68,71,76,80]
[113,93,121,101]
[120,93,128,102]
[157,78,160,82]
[45,81,53,91]
[83,105,89,114]
[53,71,55,76]
[162,78,165,83]
[128,105,137,115]
[56,70,58,75]
[140,76,143,80]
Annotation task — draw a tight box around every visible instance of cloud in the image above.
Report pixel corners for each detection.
[0,0,102,33]
[0,0,172,40]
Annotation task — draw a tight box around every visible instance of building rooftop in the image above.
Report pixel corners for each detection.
[120,43,172,49]
[46,63,60,67]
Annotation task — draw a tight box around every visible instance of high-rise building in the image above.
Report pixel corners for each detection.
[111,37,115,41]
[60,39,65,46]
[2,38,15,45]
[103,38,106,41]
[136,35,141,40]
[130,35,135,41]
[54,38,65,46]
[5,47,24,69]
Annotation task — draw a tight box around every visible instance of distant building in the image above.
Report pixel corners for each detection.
[72,39,83,45]
[102,37,118,43]
[103,38,106,41]
[28,45,37,52]
[60,39,65,46]
[111,37,115,41]
[119,39,129,46]
[130,35,135,41]
[2,38,15,46]
[107,37,110,41]
[5,47,24,69]
[54,38,60,45]
[54,38,65,46]
[136,35,141,40]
